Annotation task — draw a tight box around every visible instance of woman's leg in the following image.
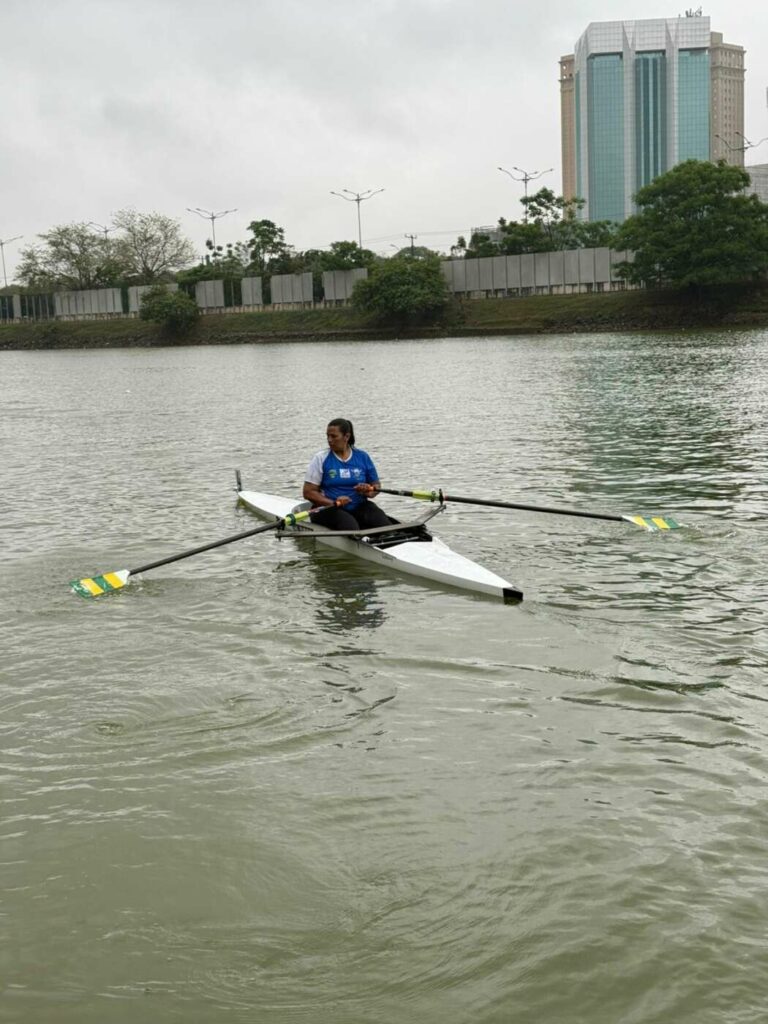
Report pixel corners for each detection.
[351,499,393,529]
[312,506,360,531]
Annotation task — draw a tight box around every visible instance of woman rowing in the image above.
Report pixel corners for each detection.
[303,418,392,531]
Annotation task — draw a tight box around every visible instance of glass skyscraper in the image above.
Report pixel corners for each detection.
[559,17,744,222]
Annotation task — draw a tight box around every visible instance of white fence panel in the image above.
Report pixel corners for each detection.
[241,277,263,306]
[195,280,225,309]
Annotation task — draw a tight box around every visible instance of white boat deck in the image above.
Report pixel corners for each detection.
[238,489,522,603]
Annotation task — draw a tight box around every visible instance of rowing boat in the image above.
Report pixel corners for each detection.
[237,488,523,604]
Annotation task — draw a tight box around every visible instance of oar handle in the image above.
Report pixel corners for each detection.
[379,488,624,524]
[129,509,315,575]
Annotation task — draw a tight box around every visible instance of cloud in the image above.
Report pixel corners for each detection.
[1,0,765,268]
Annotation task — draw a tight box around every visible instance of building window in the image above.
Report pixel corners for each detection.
[587,53,624,222]
[678,48,710,160]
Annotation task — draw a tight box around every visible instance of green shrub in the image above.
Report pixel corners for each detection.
[351,255,450,327]
[139,285,200,334]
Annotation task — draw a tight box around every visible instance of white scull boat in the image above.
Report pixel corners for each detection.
[238,488,523,603]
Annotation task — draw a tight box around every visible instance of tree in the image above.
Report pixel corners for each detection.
[113,209,196,282]
[177,240,251,284]
[139,285,200,334]
[16,223,125,290]
[311,240,378,270]
[245,219,295,275]
[351,254,450,327]
[452,189,619,258]
[615,160,768,288]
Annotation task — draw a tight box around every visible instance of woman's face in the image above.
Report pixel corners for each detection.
[327,425,349,454]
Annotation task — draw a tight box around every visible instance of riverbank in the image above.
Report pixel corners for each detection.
[2,284,768,349]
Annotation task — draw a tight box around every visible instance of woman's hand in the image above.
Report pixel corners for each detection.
[335,496,352,507]
[354,483,378,497]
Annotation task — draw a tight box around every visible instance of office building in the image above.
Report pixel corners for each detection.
[560,16,745,222]
[747,165,768,203]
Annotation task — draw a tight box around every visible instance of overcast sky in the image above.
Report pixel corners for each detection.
[2,0,766,277]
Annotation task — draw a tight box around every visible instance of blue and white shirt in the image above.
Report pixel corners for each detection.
[305,448,380,510]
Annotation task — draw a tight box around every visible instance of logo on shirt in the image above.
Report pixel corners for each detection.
[340,468,351,479]
[328,469,338,479]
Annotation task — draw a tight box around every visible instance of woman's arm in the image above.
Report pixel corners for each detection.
[303,482,350,507]
[354,480,380,498]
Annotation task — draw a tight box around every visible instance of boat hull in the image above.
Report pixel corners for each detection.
[238,489,522,603]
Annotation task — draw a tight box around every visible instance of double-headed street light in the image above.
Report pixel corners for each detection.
[330,188,385,249]
[715,132,768,156]
[0,235,22,288]
[88,221,116,241]
[186,207,238,251]
[498,165,553,221]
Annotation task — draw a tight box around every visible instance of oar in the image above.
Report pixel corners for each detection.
[379,488,681,531]
[70,508,319,598]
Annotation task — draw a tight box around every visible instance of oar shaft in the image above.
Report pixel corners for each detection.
[129,505,323,576]
[380,488,624,524]
[129,518,282,575]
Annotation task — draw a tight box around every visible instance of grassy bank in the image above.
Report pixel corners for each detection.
[3,285,768,350]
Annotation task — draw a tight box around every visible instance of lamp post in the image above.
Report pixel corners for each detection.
[186,207,237,251]
[0,235,22,288]
[715,133,768,157]
[498,165,553,221]
[330,188,384,249]
[88,221,115,241]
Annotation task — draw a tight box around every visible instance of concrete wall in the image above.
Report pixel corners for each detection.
[271,272,313,305]
[440,248,634,294]
[241,277,263,306]
[128,283,178,313]
[2,249,641,322]
[195,280,225,310]
[322,267,368,302]
[54,287,122,317]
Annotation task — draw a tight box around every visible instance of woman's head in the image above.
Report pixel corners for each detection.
[327,418,355,449]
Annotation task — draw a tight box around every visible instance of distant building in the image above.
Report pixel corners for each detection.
[470,225,504,244]
[747,164,768,203]
[560,15,745,222]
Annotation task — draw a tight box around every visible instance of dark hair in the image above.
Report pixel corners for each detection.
[327,418,355,446]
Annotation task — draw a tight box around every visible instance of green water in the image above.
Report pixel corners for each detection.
[2,332,767,1023]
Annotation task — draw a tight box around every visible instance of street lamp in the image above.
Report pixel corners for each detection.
[0,235,22,288]
[715,132,768,155]
[330,188,384,249]
[735,131,768,152]
[88,221,115,240]
[186,207,237,250]
[498,165,553,221]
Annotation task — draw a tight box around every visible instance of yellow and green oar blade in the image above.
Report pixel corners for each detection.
[71,570,131,598]
[621,514,681,532]
[69,508,315,598]
[380,488,683,531]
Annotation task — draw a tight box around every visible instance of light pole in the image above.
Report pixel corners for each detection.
[735,131,768,153]
[0,235,22,288]
[715,132,768,157]
[498,165,553,221]
[330,188,384,249]
[404,233,418,255]
[186,207,237,251]
[88,221,115,241]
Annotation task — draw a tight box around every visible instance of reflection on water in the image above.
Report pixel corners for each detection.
[305,546,388,633]
[267,530,389,633]
[556,332,766,515]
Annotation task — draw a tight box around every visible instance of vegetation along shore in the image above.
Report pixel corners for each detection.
[3,285,768,351]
